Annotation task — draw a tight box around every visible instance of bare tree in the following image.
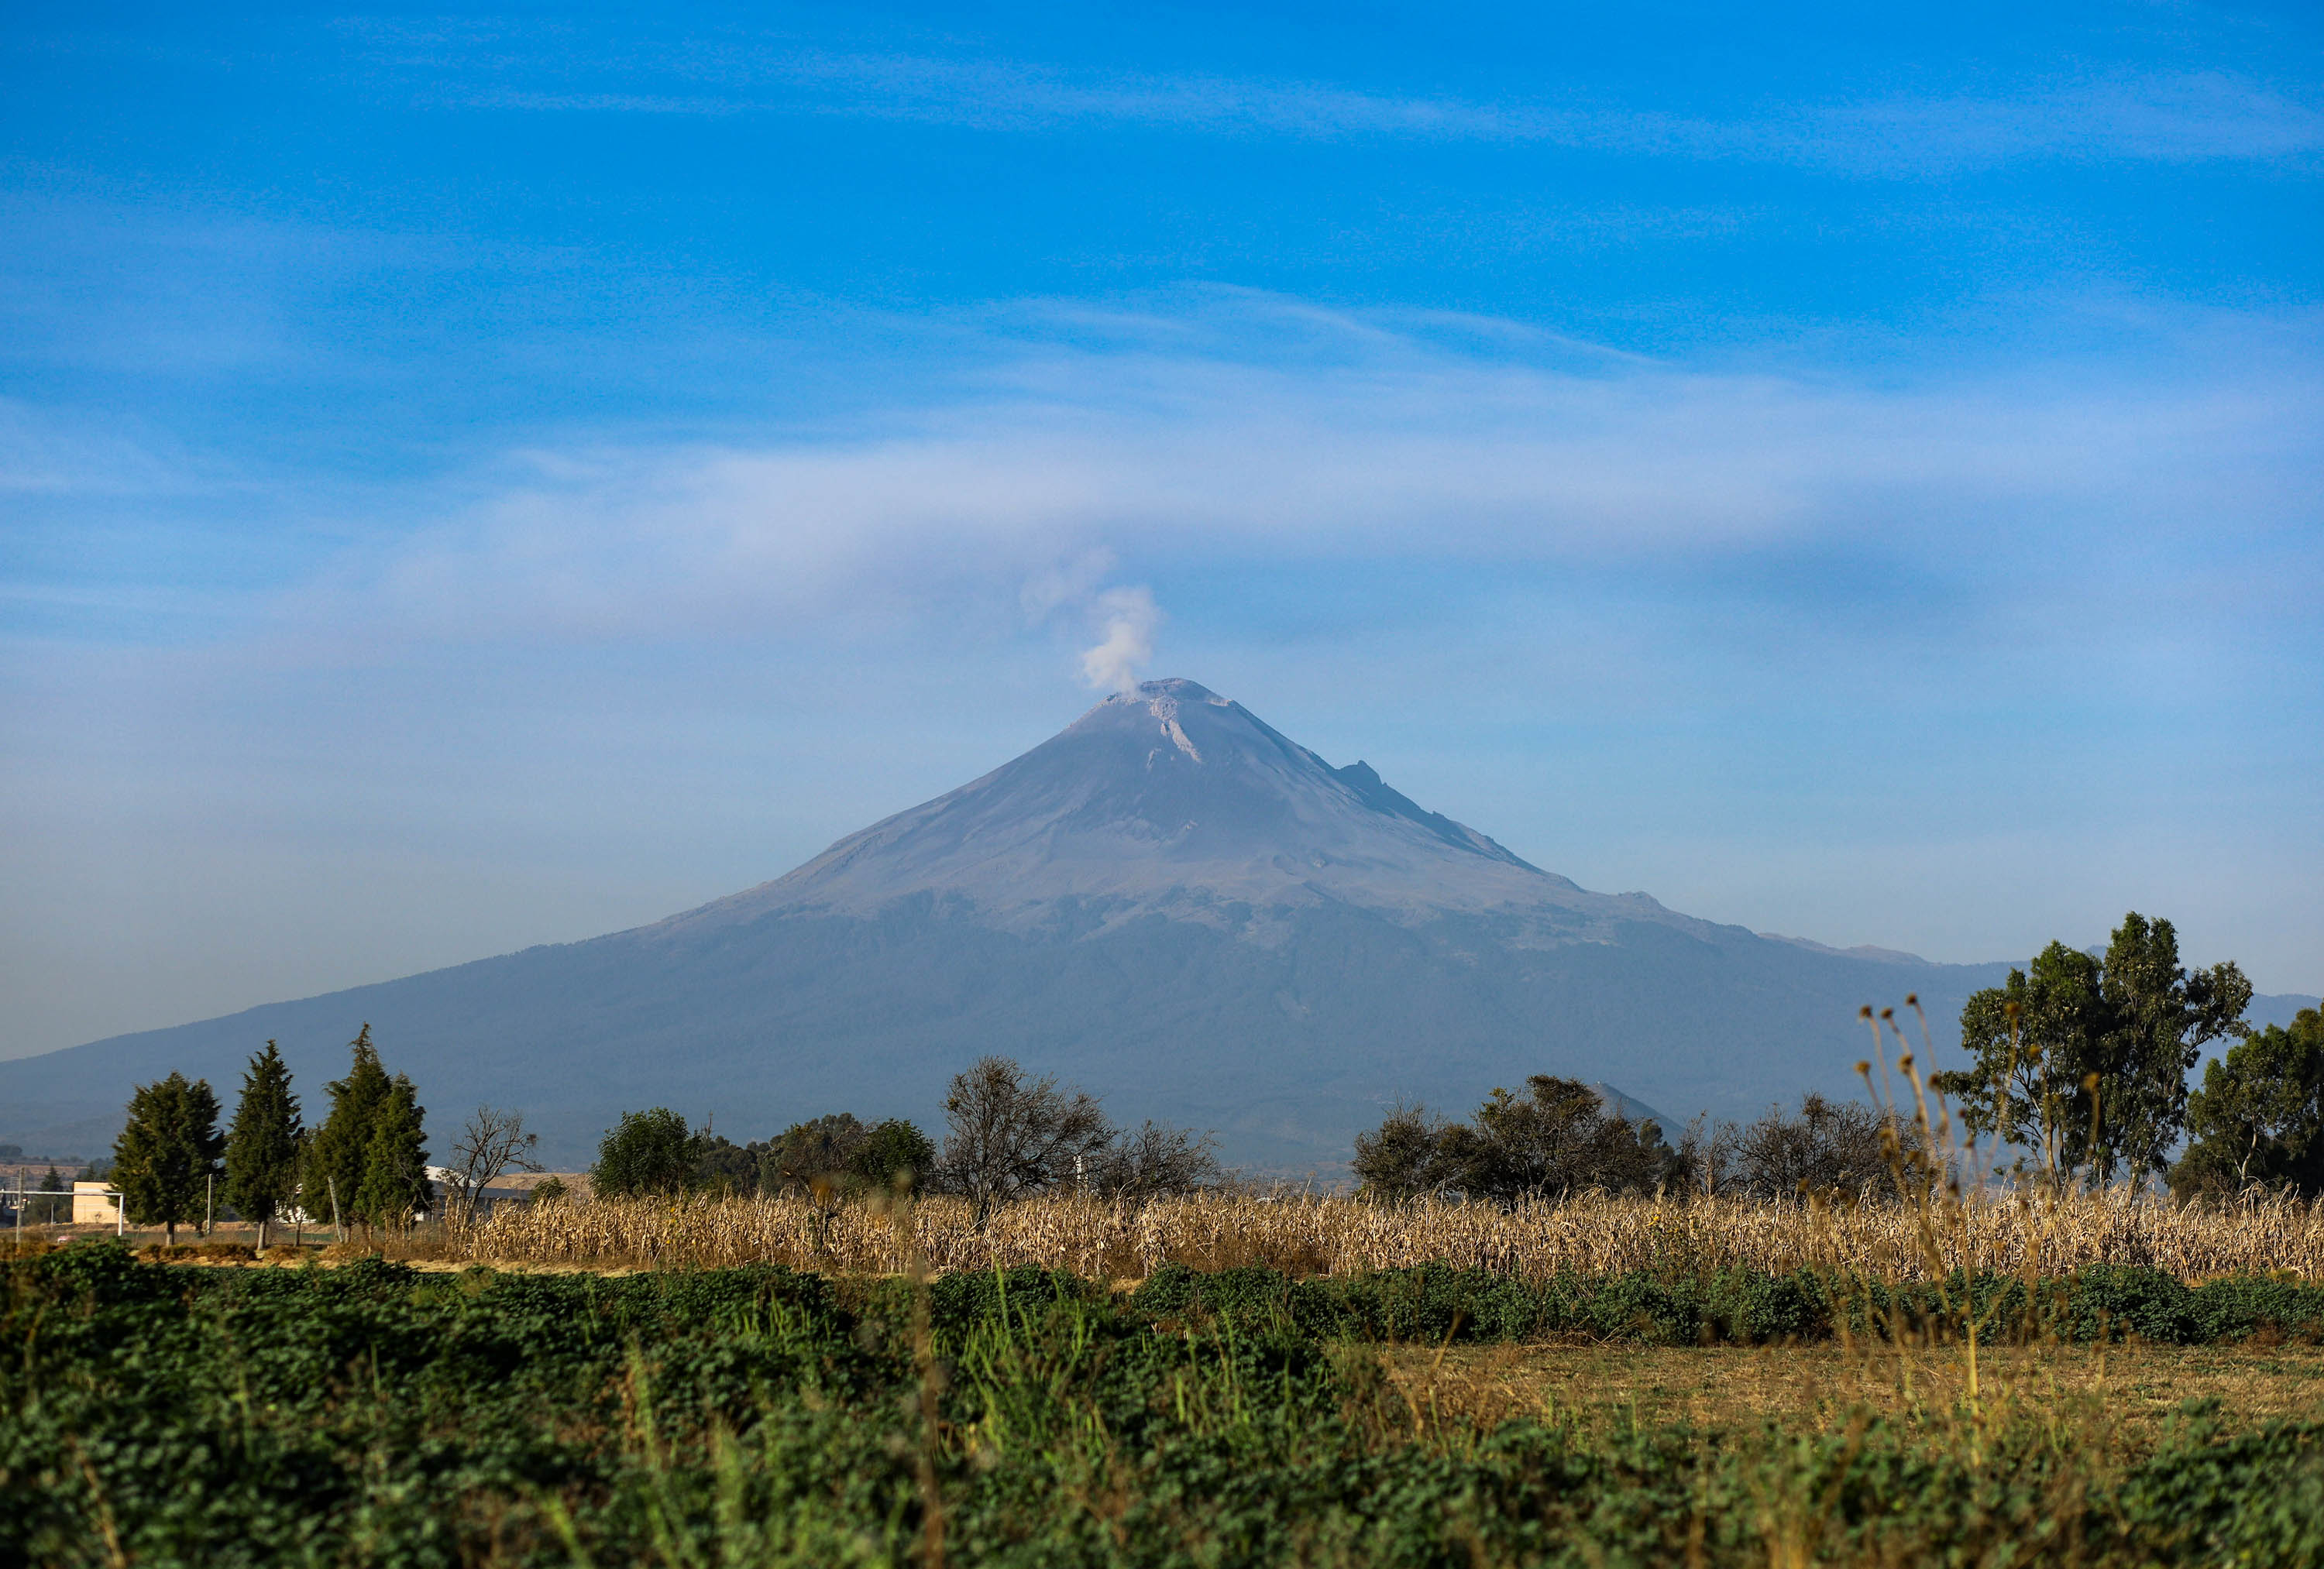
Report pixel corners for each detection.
[1731,1093,1896,1200]
[935,1056,1112,1222]
[441,1106,542,1225]
[1669,1114,1741,1198]
[1092,1120,1222,1198]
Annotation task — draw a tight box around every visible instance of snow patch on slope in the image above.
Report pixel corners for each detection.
[1147,692,1202,762]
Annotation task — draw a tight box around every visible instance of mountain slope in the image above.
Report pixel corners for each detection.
[5,678,2281,1170]
[681,679,1573,928]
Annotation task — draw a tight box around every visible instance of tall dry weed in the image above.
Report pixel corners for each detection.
[431,1186,2324,1281]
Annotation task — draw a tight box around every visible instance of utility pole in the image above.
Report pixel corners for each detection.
[205,1172,214,1238]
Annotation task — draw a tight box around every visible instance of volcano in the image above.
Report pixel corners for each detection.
[694,678,1601,929]
[2,678,2023,1169]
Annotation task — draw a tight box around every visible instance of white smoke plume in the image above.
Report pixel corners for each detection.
[1078,585,1162,694]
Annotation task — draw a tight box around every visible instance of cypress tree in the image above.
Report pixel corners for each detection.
[113,1072,224,1245]
[223,1040,304,1248]
[301,1024,391,1234]
[352,1074,431,1231]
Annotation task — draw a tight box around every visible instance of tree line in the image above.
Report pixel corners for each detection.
[587,1055,1222,1222]
[1352,1076,1906,1203]
[70,909,2322,1233]
[100,1026,439,1245]
[91,1044,1227,1243]
[1935,912,2323,1198]
[1353,912,2322,1204]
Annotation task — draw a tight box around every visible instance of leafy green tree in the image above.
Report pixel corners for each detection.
[301,1025,391,1232]
[592,1107,704,1197]
[1353,1081,1673,1202]
[1932,914,2251,1186]
[693,1132,765,1196]
[2172,1008,2324,1200]
[113,1072,224,1245]
[750,1114,937,1198]
[1466,1076,1671,1200]
[223,1041,304,1248]
[2098,913,2253,1183]
[852,1118,937,1193]
[1932,942,2109,1179]
[1352,1103,1461,1200]
[352,1074,431,1231]
[1466,1076,1674,1200]
[761,1113,868,1194]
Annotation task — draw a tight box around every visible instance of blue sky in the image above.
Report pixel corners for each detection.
[3,2,2319,1057]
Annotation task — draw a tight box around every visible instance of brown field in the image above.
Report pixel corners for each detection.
[414,1186,2324,1279]
[1375,1338,2324,1448]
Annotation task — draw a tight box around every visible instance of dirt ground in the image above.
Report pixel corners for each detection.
[1375,1337,2324,1448]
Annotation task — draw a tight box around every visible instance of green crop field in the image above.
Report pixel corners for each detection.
[8,1245,2324,1567]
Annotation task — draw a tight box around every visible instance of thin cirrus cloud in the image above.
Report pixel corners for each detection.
[393,29,2324,173]
[284,296,2320,661]
[1807,73,2324,170]
[786,54,2324,170]
[0,399,184,497]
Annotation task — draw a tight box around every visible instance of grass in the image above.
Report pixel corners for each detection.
[7,1244,2324,1567]
[1379,1340,2324,1448]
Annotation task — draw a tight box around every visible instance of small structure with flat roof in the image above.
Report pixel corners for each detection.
[72,1182,122,1226]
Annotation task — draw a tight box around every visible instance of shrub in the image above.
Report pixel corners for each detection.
[592,1107,704,1197]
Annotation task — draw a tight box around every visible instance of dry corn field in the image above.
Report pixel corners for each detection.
[431,1187,2324,1280]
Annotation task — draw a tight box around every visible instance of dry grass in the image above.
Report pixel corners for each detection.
[421,1186,2324,1280]
[1373,1337,2324,1450]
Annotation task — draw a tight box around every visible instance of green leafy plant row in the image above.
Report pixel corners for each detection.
[1126,1260,2324,1348]
[8,1246,2324,1567]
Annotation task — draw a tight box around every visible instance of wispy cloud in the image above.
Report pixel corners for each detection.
[276,293,2321,669]
[0,398,196,497]
[355,22,2324,173]
[782,55,2324,170]
[10,286,2321,1042]
[1800,72,2324,172]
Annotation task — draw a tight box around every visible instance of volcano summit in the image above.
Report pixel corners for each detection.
[0,679,2016,1167]
[694,679,1594,930]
